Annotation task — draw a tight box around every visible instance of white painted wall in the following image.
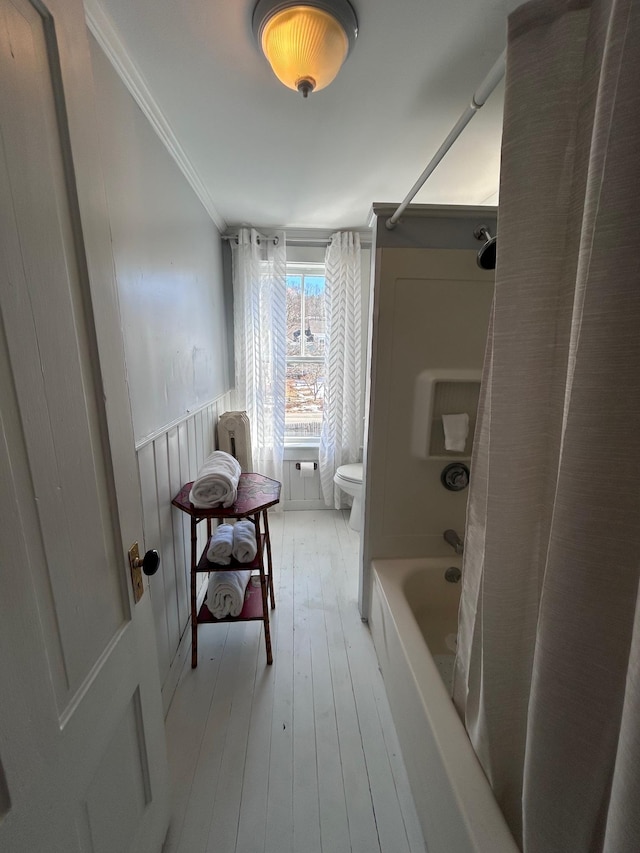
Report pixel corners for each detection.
[90,36,230,445]
[90,37,234,702]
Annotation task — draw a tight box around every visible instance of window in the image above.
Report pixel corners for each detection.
[285,263,326,440]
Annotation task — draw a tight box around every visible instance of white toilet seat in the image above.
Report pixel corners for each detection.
[335,463,363,485]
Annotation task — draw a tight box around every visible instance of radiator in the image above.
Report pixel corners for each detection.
[218,411,253,472]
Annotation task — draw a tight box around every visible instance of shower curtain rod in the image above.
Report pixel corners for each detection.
[385,50,506,231]
[222,233,328,245]
[222,232,279,244]
[223,231,372,247]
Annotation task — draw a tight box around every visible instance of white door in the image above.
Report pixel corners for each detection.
[0,0,169,850]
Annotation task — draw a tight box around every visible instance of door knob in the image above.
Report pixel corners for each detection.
[132,549,160,576]
[128,543,160,603]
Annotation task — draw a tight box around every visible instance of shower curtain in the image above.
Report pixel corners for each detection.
[231,228,286,484]
[453,1,640,851]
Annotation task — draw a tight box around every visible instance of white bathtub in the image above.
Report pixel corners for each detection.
[370,558,519,853]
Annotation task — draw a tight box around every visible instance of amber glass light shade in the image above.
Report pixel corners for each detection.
[261,6,349,96]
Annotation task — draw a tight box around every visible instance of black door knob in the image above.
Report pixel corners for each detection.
[141,549,160,576]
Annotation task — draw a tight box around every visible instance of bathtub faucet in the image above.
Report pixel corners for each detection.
[443,529,464,555]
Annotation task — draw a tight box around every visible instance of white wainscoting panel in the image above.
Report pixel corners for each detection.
[136,393,233,713]
[282,447,329,510]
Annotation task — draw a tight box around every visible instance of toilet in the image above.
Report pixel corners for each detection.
[334,463,364,532]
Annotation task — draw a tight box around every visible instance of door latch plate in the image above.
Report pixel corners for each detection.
[128,542,144,604]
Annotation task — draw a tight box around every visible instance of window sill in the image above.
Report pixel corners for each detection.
[283,442,319,461]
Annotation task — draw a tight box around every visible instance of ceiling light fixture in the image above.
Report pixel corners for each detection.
[252,0,358,98]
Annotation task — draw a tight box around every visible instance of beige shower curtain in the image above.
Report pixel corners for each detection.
[453,1,640,851]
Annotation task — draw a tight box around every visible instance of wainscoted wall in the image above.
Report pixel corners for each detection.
[136,393,233,713]
[282,447,326,510]
[282,461,324,509]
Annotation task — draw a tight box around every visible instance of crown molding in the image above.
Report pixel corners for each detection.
[84,0,227,233]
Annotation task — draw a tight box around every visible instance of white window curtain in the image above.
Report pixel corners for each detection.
[453,1,640,851]
[319,232,362,508]
[231,228,286,485]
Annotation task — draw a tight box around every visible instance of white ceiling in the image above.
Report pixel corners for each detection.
[87,0,523,232]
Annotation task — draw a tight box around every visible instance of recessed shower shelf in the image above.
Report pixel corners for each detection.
[411,369,481,460]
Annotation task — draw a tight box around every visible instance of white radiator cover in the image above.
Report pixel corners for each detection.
[218,411,253,472]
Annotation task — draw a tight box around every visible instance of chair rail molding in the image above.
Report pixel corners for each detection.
[135,392,234,451]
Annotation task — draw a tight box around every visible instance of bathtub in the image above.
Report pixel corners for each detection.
[369,558,519,853]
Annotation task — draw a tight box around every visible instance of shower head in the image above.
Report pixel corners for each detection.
[473,225,497,270]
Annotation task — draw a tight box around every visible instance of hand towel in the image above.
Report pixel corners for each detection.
[232,519,258,564]
[206,569,251,618]
[206,523,234,565]
[442,413,469,452]
[189,450,241,508]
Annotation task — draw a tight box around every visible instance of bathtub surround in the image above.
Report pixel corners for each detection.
[319,232,363,508]
[454,1,640,851]
[361,205,496,615]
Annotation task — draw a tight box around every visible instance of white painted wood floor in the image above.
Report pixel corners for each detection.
[162,510,427,853]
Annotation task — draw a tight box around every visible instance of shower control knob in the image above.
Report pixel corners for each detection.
[441,463,470,492]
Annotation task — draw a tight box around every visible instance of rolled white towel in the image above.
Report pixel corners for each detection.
[206,523,234,565]
[232,520,258,564]
[189,450,241,508]
[206,570,251,618]
[442,413,469,453]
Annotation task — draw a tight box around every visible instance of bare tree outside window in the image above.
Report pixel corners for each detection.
[285,267,326,439]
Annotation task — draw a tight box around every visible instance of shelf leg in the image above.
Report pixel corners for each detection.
[190,517,198,668]
[263,510,276,609]
[254,512,273,665]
